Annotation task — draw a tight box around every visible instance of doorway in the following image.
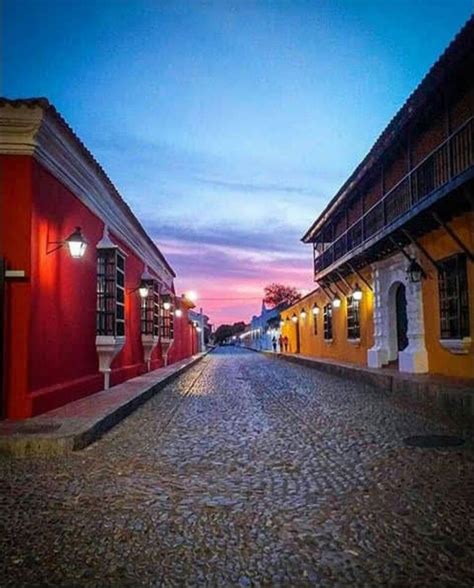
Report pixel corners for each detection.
[395,283,408,352]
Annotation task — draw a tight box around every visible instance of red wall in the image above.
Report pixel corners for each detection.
[2,156,198,418]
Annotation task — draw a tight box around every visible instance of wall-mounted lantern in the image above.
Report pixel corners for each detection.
[279,320,284,327]
[332,296,341,308]
[299,308,307,319]
[312,303,320,315]
[48,226,87,258]
[352,283,363,301]
[407,259,426,283]
[138,280,151,299]
[174,308,183,318]
[162,294,172,310]
[291,313,298,323]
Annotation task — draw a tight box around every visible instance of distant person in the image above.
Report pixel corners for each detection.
[283,336,289,352]
[272,336,277,352]
[278,334,283,352]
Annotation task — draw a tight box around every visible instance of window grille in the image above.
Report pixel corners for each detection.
[160,296,174,339]
[97,249,125,337]
[438,254,470,339]
[323,304,333,340]
[347,296,361,339]
[141,281,160,337]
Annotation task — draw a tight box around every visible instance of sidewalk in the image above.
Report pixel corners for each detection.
[0,352,209,457]
[263,351,474,426]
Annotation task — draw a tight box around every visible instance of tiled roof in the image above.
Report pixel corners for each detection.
[302,14,474,243]
[0,97,176,277]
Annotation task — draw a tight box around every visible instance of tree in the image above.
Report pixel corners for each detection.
[214,321,247,344]
[263,283,301,308]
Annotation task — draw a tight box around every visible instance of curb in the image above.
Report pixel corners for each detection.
[0,351,209,457]
[262,351,474,426]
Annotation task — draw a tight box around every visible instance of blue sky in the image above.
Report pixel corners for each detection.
[3,0,472,324]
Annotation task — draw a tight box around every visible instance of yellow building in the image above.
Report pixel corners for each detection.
[282,17,474,379]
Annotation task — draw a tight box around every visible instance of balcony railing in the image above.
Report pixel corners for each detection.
[314,117,473,276]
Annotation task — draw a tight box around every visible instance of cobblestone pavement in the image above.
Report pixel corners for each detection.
[1,347,473,587]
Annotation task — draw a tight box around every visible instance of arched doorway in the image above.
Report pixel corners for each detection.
[395,283,408,352]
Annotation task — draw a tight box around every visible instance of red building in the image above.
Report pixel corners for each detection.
[0,98,199,419]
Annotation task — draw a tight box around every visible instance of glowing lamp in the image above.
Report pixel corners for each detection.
[196,326,202,333]
[184,290,198,302]
[312,303,320,315]
[279,320,284,327]
[174,308,183,318]
[332,296,341,308]
[291,313,298,323]
[299,308,307,319]
[65,227,87,258]
[138,280,150,299]
[353,284,363,301]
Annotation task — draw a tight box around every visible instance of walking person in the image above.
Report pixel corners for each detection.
[283,336,289,353]
[278,334,283,353]
[272,336,277,352]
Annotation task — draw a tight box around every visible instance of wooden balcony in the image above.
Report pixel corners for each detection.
[314,117,474,279]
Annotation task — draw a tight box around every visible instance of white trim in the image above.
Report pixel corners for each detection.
[348,338,361,346]
[439,337,472,355]
[0,103,174,289]
[95,335,126,389]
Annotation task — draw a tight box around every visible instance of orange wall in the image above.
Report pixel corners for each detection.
[419,212,474,379]
[283,212,474,379]
[281,269,374,366]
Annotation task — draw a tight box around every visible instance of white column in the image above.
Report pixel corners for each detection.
[367,267,389,368]
[399,280,428,373]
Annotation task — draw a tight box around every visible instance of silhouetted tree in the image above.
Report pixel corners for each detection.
[263,283,301,308]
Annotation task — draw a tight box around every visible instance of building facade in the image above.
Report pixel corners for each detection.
[281,17,474,379]
[0,98,199,419]
[240,301,284,351]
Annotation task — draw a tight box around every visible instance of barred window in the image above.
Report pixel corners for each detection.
[160,296,174,339]
[97,249,125,337]
[141,281,160,337]
[438,254,470,339]
[347,296,361,340]
[323,304,333,340]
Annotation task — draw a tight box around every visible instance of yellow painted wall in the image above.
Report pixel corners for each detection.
[281,211,474,379]
[281,269,374,366]
[419,211,474,379]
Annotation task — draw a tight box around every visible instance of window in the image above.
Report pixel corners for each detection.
[160,295,174,340]
[323,304,333,340]
[438,254,470,339]
[96,249,125,337]
[141,281,160,337]
[347,296,361,340]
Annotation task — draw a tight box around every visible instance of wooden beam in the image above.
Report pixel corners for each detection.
[401,228,440,271]
[346,262,374,292]
[431,212,474,262]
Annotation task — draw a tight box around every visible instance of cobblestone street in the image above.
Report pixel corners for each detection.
[1,347,473,587]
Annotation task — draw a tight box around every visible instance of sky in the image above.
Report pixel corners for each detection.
[3,0,472,325]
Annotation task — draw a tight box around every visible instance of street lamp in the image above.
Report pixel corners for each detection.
[407,259,425,283]
[138,280,150,299]
[184,290,198,302]
[47,226,87,258]
[353,283,363,301]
